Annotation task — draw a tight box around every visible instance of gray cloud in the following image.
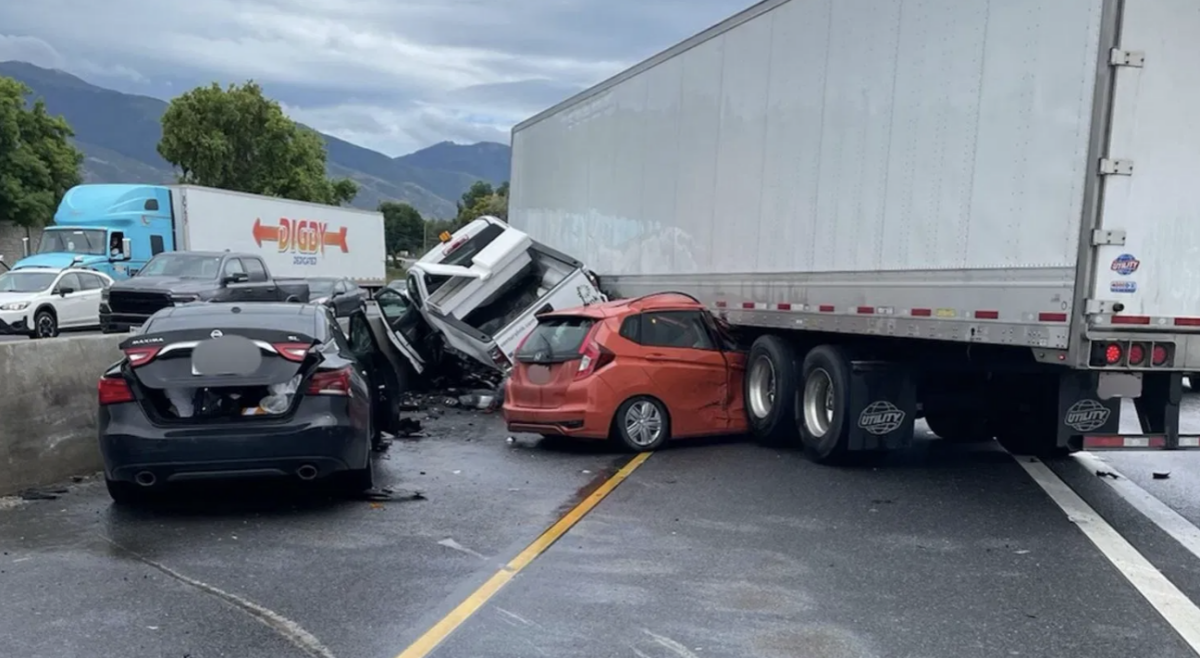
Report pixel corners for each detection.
[0,0,751,155]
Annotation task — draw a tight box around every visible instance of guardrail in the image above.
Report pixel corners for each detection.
[0,335,123,495]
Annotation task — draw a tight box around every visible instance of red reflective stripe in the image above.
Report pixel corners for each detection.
[911,308,932,317]
[776,303,792,311]
[742,302,756,309]
[1112,315,1151,325]
[1039,312,1068,322]
[1082,435,1166,448]
[1174,317,1200,326]
[974,310,999,320]
[856,306,874,314]
[819,305,835,313]
[715,301,727,308]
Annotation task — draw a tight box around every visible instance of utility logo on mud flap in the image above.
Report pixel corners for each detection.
[858,401,905,435]
[1110,253,1140,275]
[1064,399,1110,432]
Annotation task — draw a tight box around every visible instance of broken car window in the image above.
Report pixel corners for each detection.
[517,317,595,361]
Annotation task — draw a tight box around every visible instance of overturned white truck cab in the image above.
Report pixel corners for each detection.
[373,216,607,381]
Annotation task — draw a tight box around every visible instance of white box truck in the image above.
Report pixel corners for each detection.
[507,0,1200,460]
[170,185,386,286]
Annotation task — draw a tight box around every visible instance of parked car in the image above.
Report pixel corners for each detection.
[307,276,367,317]
[502,292,748,451]
[100,251,310,333]
[0,266,114,338]
[97,301,388,504]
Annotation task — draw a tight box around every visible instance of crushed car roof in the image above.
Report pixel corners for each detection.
[540,292,705,320]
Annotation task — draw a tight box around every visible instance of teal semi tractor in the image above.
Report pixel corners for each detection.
[6,183,386,284]
[8,184,169,279]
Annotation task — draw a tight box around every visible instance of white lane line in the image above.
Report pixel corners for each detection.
[1016,457,1200,654]
[1073,452,1200,563]
[103,537,336,658]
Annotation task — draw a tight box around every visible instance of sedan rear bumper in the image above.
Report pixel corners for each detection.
[99,404,370,483]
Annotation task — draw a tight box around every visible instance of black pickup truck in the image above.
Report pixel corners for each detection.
[100,251,310,333]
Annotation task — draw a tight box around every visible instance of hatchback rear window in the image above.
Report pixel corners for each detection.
[517,317,595,361]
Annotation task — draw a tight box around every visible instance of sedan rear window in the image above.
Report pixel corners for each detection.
[517,317,595,361]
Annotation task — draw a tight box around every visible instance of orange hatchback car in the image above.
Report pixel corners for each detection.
[502,293,749,451]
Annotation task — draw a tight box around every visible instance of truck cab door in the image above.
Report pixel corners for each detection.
[344,308,404,438]
[242,258,273,301]
[373,287,429,375]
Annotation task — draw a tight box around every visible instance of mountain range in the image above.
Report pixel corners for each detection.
[0,61,512,219]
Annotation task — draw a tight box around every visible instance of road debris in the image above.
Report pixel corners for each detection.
[1152,471,1171,480]
[18,487,68,501]
[1095,470,1119,479]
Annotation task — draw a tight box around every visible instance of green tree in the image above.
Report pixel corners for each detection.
[379,201,425,260]
[0,77,83,228]
[452,179,509,228]
[158,81,356,205]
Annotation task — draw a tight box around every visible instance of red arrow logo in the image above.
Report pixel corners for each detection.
[322,226,349,253]
[252,218,280,247]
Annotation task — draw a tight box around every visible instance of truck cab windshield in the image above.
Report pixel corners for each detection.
[137,254,223,279]
[38,229,107,255]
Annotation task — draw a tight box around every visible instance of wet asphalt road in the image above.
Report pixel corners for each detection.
[2,400,1200,658]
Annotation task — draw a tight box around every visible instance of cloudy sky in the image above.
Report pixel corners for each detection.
[0,0,752,156]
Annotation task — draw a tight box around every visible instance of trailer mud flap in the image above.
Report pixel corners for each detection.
[1078,371,1199,450]
[846,361,916,451]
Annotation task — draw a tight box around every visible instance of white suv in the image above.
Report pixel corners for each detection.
[0,266,114,339]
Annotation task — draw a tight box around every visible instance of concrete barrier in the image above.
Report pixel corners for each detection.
[1,335,124,495]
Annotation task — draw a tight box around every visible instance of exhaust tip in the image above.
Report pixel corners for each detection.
[296,465,318,481]
[134,471,156,487]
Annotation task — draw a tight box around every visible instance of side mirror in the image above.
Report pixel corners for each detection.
[57,286,74,297]
[122,238,132,260]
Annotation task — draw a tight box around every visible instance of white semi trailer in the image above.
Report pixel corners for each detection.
[507,0,1200,460]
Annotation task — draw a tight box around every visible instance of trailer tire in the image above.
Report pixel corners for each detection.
[796,345,853,464]
[744,335,800,446]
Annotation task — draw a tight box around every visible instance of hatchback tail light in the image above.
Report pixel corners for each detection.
[575,325,615,380]
[98,376,134,405]
[307,367,352,396]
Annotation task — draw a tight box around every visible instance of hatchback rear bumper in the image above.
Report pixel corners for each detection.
[99,402,370,483]
[502,404,610,439]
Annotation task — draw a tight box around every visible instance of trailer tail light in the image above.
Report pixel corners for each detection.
[307,367,352,396]
[273,342,311,362]
[1152,343,1172,367]
[1105,343,1123,365]
[1090,340,1175,368]
[123,345,161,367]
[98,376,134,405]
[1127,342,1146,366]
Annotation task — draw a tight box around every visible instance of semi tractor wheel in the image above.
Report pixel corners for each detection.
[796,345,853,464]
[744,335,800,445]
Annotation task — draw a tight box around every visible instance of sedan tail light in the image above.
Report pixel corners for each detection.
[273,342,312,362]
[306,367,352,396]
[98,376,134,405]
[124,345,161,367]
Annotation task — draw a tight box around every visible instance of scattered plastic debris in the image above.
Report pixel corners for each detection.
[1095,470,1119,479]
[1152,471,1170,480]
[17,487,67,501]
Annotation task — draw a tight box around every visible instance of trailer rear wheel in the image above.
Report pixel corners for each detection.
[744,335,799,445]
[796,345,852,464]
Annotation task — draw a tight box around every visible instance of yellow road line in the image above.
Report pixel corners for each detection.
[394,451,653,658]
